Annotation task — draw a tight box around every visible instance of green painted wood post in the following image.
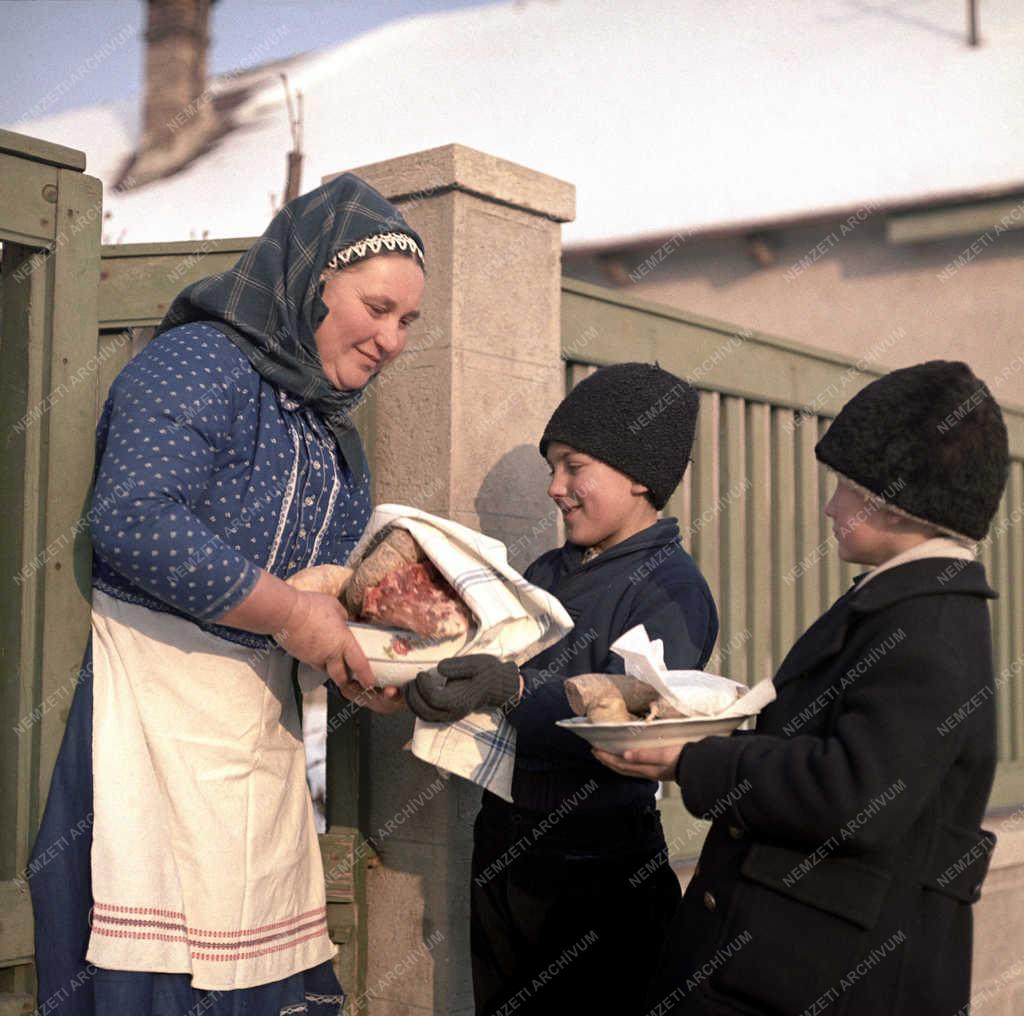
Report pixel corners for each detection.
[0,129,101,999]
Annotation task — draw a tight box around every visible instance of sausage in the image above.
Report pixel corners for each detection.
[565,673,660,722]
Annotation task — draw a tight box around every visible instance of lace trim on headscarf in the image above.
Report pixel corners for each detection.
[325,231,425,271]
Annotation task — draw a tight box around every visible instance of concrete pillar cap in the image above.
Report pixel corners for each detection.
[330,143,576,224]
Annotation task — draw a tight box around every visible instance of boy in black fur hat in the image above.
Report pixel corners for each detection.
[598,360,1009,1015]
[406,363,719,1016]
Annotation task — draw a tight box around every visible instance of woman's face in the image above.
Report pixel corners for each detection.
[314,253,425,390]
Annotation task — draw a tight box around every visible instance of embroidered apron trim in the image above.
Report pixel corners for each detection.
[92,902,328,957]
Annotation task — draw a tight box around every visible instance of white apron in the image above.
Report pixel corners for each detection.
[86,590,336,990]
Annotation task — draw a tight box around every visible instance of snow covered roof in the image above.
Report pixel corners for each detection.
[11,0,1024,248]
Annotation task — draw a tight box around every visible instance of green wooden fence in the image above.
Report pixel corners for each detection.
[562,277,1024,857]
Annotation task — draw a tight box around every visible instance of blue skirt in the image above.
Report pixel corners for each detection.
[28,642,345,1016]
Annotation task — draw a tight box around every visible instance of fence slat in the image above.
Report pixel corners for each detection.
[746,402,772,683]
[35,168,102,827]
[817,418,843,613]
[0,244,49,884]
[693,391,722,671]
[1008,463,1024,761]
[992,488,1014,762]
[677,454,693,549]
[794,417,822,634]
[771,408,799,665]
[720,396,747,683]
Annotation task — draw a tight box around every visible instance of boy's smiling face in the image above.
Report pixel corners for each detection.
[545,442,658,553]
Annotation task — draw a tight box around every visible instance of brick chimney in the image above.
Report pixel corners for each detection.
[118,0,221,189]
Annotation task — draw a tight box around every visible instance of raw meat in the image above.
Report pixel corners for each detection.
[360,560,472,639]
[345,527,472,639]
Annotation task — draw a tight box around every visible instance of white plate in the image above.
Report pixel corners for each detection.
[555,714,755,752]
[349,622,476,687]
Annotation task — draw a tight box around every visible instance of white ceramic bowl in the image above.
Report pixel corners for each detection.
[555,713,754,753]
[349,622,476,687]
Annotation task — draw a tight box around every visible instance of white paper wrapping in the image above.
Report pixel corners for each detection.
[610,624,777,718]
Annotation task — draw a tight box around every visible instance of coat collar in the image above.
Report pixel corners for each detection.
[773,557,995,688]
[847,557,996,613]
[853,536,974,591]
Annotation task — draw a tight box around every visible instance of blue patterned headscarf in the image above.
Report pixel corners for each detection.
[155,174,425,478]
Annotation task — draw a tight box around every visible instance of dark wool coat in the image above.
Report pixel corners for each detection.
[649,557,999,1015]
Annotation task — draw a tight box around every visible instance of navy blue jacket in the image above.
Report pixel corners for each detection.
[503,518,718,813]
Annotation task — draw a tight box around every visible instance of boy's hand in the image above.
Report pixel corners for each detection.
[405,655,521,723]
[592,744,684,782]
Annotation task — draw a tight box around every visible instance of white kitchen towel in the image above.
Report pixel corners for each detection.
[351,504,573,802]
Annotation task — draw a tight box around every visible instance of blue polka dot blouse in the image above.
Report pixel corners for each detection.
[90,323,372,649]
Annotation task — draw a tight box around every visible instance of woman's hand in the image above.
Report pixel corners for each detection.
[276,589,377,690]
[217,569,377,690]
[333,673,406,714]
[592,744,684,782]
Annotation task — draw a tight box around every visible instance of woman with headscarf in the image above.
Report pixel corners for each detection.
[28,175,425,1016]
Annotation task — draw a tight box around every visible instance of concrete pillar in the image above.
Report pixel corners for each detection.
[967,812,1024,1014]
[330,144,574,1014]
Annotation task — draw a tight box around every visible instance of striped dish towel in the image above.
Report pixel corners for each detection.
[349,504,573,801]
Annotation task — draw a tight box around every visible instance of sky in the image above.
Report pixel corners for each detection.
[0,0,505,128]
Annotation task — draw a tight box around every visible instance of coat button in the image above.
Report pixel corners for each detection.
[703,891,717,913]
[728,825,744,840]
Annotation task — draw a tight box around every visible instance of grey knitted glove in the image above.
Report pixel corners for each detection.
[405,655,521,723]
